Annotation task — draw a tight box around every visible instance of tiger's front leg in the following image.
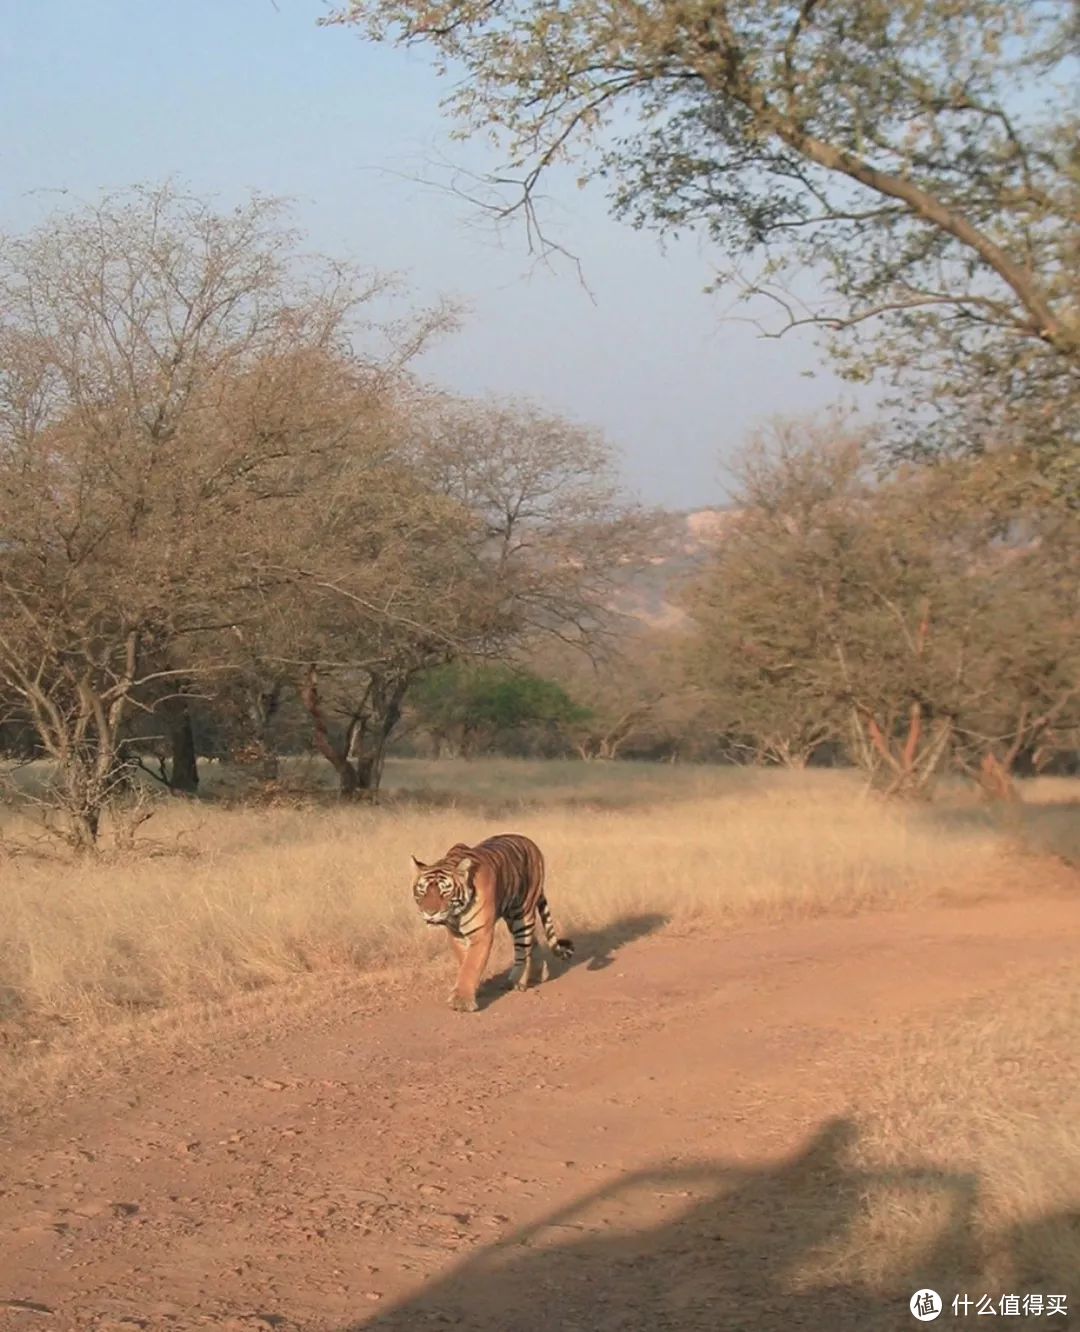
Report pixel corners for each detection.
[449,925,494,1012]
[447,931,467,971]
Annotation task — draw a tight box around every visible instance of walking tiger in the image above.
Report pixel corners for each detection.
[410,833,574,1012]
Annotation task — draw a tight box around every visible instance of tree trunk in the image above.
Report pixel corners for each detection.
[247,685,282,782]
[766,739,812,769]
[347,678,407,797]
[72,805,101,853]
[302,666,407,801]
[976,752,1020,803]
[169,703,199,793]
[227,682,282,783]
[853,704,953,799]
[73,809,100,852]
[301,665,361,796]
[59,761,106,853]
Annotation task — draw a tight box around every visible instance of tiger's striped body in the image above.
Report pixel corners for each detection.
[410,833,574,1012]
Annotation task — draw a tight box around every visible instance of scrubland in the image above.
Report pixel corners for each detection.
[1,759,1073,1056]
[1,757,1077,1319]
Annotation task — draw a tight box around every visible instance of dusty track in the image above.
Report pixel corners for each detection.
[2,895,1078,1332]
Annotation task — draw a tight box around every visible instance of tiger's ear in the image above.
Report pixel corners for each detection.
[410,854,427,873]
[456,856,475,879]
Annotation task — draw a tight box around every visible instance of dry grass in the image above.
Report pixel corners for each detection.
[801,963,1080,1301]
[0,762,1074,1078]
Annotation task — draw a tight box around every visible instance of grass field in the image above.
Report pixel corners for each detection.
[1,758,1075,1057]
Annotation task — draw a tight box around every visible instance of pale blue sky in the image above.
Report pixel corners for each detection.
[0,0,864,507]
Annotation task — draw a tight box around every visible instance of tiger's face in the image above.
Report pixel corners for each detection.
[410,855,474,926]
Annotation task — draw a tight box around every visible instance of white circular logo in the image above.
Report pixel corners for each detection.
[910,1289,942,1322]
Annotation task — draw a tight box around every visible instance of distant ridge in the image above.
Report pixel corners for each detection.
[611,506,738,628]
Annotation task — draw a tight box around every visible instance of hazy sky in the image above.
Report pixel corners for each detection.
[1,0,867,508]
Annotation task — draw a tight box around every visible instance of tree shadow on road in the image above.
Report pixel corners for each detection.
[338,1116,1075,1332]
[919,796,1080,870]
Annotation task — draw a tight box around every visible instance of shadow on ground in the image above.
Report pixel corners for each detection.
[475,912,670,1010]
[337,1117,1075,1332]
[565,911,671,973]
[922,798,1080,870]
[1001,802,1080,868]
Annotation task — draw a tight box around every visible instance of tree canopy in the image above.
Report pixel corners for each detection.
[328,0,1079,492]
[684,416,1079,793]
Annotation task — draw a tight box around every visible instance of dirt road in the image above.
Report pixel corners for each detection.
[2,895,1078,1332]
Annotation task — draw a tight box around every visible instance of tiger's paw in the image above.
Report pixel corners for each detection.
[448,993,478,1013]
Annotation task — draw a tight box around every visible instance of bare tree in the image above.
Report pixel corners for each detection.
[292,471,502,797]
[286,391,653,797]
[0,185,437,844]
[406,392,655,650]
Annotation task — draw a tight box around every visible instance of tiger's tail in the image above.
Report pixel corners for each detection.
[537,893,574,961]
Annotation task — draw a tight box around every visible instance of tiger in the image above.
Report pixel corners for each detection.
[410,833,574,1012]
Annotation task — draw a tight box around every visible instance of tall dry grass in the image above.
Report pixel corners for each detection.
[2,762,1067,1061]
[801,963,1080,1299]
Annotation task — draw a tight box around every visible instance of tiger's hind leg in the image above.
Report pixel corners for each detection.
[505,912,540,990]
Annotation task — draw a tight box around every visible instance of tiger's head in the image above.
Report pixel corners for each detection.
[410,854,475,926]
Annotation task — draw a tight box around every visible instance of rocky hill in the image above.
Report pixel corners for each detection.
[611,506,737,628]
